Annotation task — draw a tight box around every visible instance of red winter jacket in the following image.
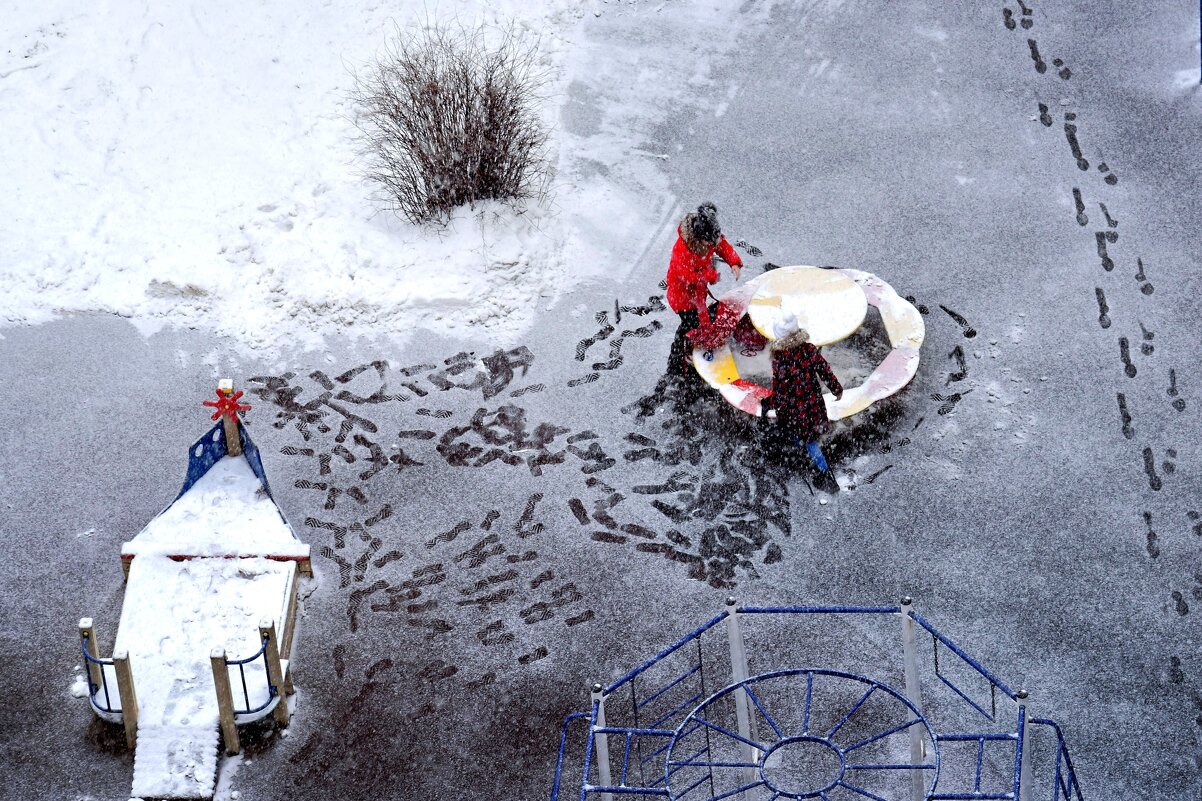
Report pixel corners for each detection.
[666,224,742,321]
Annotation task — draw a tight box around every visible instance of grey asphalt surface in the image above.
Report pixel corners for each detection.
[1,2,1200,800]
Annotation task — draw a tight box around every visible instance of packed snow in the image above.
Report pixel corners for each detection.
[70,671,89,698]
[0,0,581,354]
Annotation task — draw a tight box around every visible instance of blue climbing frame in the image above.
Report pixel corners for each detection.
[551,604,1086,801]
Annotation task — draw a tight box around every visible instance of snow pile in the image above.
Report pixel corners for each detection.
[70,671,89,698]
[0,0,582,353]
[123,455,305,558]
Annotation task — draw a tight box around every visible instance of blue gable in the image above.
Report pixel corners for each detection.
[177,421,276,502]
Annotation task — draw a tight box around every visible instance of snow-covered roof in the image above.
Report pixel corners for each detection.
[122,454,307,560]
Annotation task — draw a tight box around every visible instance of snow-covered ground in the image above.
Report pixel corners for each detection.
[2,1,1202,801]
[1,0,736,354]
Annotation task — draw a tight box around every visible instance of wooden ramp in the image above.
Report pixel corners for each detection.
[133,725,221,799]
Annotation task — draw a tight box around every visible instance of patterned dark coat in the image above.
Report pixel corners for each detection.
[769,340,843,443]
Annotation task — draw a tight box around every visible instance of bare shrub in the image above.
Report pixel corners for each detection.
[350,22,553,225]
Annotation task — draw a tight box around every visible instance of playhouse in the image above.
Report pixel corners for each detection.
[79,382,310,799]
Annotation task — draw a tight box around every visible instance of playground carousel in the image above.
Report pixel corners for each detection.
[689,266,925,422]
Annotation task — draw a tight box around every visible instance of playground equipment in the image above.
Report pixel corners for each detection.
[691,266,924,419]
[79,380,311,799]
[552,600,1085,801]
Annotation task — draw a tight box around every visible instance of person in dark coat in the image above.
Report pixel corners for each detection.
[664,202,743,378]
[766,326,843,473]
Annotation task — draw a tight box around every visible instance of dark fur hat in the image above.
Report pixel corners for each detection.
[689,201,721,243]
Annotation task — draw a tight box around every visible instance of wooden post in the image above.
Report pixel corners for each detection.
[112,651,139,750]
[210,649,241,754]
[259,619,290,727]
[217,379,243,456]
[78,618,102,695]
[280,568,299,659]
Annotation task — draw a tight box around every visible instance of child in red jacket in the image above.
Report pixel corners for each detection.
[665,202,743,377]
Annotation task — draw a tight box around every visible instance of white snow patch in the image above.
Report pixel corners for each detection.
[123,455,305,558]
[716,81,739,116]
[213,753,245,801]
[70,672,89,698]
[114,555,289,724]
[1173,67,1201,89]
[132,725,220,799]
[1,0,768,356]
[127,317,171,340]
[0,0,585,355]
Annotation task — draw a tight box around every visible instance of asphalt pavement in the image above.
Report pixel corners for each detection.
[1,3,1200,800]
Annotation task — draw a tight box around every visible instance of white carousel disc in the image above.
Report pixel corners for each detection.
[745,266,868,346]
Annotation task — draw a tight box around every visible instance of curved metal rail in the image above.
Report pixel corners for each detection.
[221,633,279,718]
